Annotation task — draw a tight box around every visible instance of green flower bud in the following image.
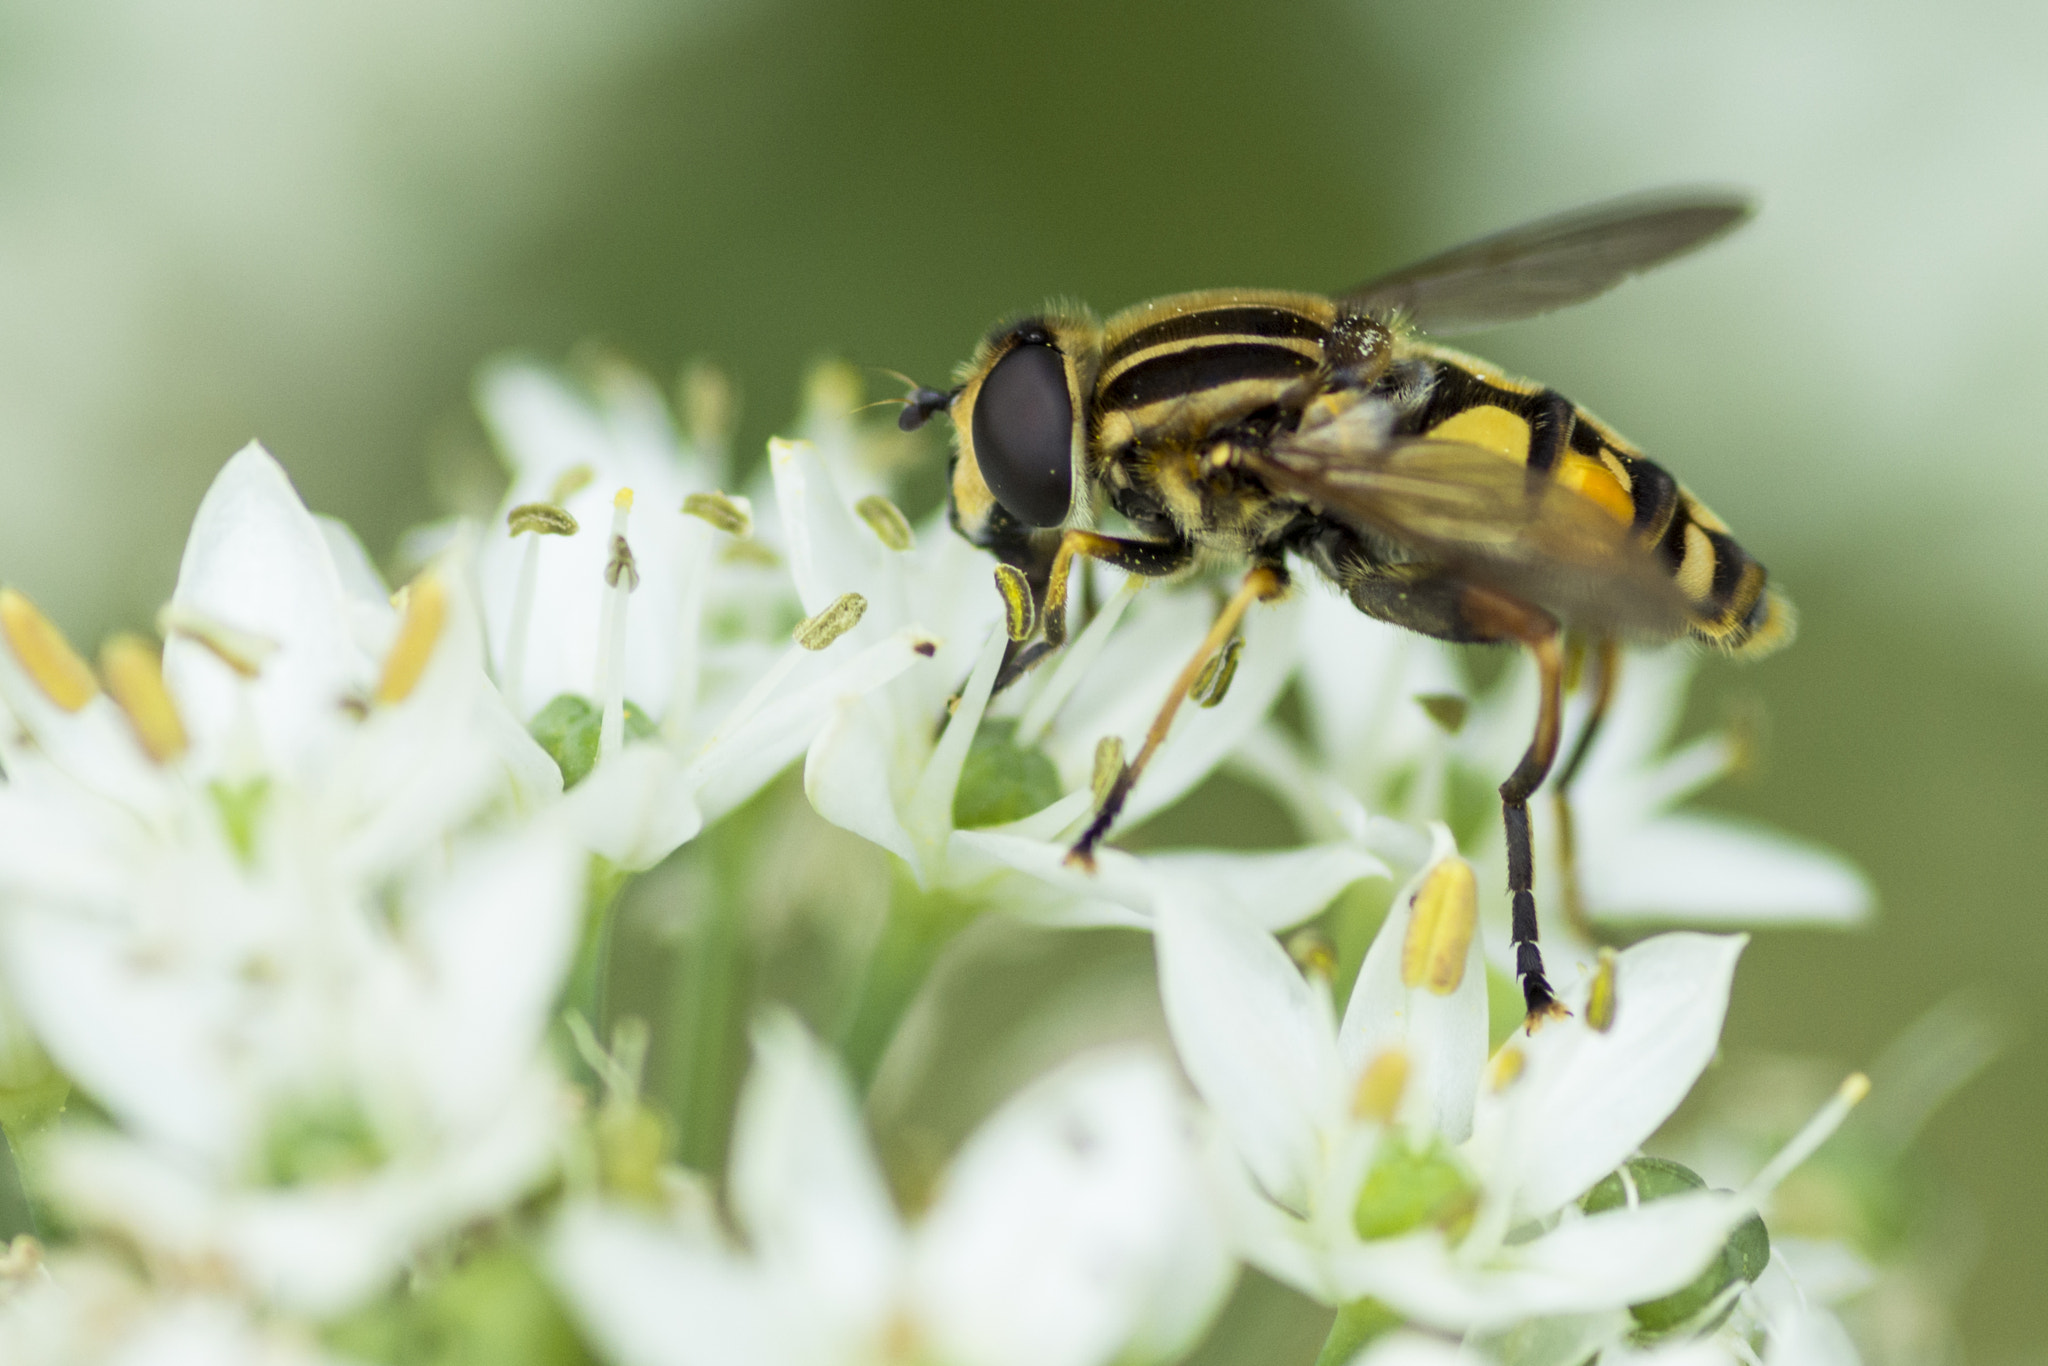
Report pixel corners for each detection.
[529,695,657,789]
[259,1098,386,1187]
[951,720,1063,830]
[1354,1138,1479,1241]
[1582,1156,1771,1333]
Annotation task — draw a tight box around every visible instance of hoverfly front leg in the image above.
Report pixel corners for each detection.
[1066,562,1287,872]
[1040,530,1194,648]
[1458,585,1573,1030]
[1551,637,1620,942]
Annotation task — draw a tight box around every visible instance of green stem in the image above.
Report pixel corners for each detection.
[835,875,981,1090]
[1315,1299,1401,1366]
[562,856,631,1044]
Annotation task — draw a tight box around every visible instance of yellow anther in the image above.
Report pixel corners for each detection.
[1287,927,1336,983]
[793,593,867,651]
[805,359,862,416]
[606,535,641,591]
[1090,735,1125,808]
[1587,947,1619,1033]
[681,360,735,452]
[681,491,753,537]
[613,486,635,512]
[549,465,595,504]
[0,588,98,712]
[1841,1071,1872,1106]
[373,572,448,706]
[855,494,916,552]
[1401,857,1477,995]
[156,604,276,679]
[1189,635,1243,708]
[1352,1049,1410,1123]
[507,502,579,537]
[993,564,1037,641]
[1486,1045,1526,1093]
[100,634,188,762]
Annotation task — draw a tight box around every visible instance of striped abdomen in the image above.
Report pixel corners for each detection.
[1392,339,1791,655]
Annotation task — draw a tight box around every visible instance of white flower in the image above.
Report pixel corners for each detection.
[781,427,1384,931]
[1155,832,1803,1333]
[0,1248,345,1365]
[0,445,585,1315]
[467,361,933,870]
[551,1015,1234,1366]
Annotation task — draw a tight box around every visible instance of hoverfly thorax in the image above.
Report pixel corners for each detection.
[947,311,1103,539]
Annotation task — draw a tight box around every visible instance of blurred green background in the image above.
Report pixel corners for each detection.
[3,0,2042,1358]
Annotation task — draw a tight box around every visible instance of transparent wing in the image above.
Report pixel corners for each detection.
[1253,408,1694,639]
[1340,189,1753,336]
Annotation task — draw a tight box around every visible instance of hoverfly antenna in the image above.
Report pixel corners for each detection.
[898,385,959,432]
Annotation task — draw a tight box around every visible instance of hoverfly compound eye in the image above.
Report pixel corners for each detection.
[971,342,1074,527]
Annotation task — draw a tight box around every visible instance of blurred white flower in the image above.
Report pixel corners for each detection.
[0,1247,342,1365]
[0,445,586,1315]
[1155,832,1795,1333]
[467,362,935,870]
[551,1014,1234,1366]
[781,430,1384,931]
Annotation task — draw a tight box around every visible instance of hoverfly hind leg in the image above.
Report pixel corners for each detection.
[1458,586,1572,1030]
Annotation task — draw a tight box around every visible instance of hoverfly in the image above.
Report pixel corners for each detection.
[898,189,1789,1025]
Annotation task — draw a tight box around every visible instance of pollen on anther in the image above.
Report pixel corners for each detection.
[0,588,99,712]
[1587,947,1619,1033]
[793,593,867,651]
[507,502,579,538]
[1352,1049,1410,1123]
[613,486,635,512]
[1401,857,1477,995]
[374,572,448,706]
[101,634,188,762]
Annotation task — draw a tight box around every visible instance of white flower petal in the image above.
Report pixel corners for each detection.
[162,443,370,777]
[1325,1193,1744,1331]
[1341,827,1487,1143]
[1154,883,1342,1213]
[909,1050,1232,1366]
[1763,1303,1864,1366]
[805,695,919,869]
[1580,815,1872,927]
[727,1014,904,1335]
[561,744,706,872]
[1484,933,1747,1221]
[551,1203,803,1366]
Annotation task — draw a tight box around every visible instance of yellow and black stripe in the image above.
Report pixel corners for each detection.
[1395,339,1790,656]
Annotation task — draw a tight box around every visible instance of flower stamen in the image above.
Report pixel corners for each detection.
[1587,947,1619,1032]
[854,494,916,552]
[157,604,276,678]
[1401,856,1476,995]
[1745,1071,1870,1200]
[503,502,580,709]
[794,593,868,651]
[100,633,189,762]
[1353,1049,1410,1123]
[0,588,98,712]
[374,571,448,706]
[595,489,636,761]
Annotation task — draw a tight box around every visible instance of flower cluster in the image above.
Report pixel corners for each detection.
[0,355,1925,1366]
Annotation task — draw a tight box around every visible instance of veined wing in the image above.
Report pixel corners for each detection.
[1254,409,1694,640]
[1341,189,1753,337]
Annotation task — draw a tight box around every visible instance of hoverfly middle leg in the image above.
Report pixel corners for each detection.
[1458,585,1573,1030]
[1551,637,1620,942]
[1065,561,1287,872]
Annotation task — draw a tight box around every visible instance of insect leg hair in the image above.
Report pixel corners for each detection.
[1065,563,1286,870]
